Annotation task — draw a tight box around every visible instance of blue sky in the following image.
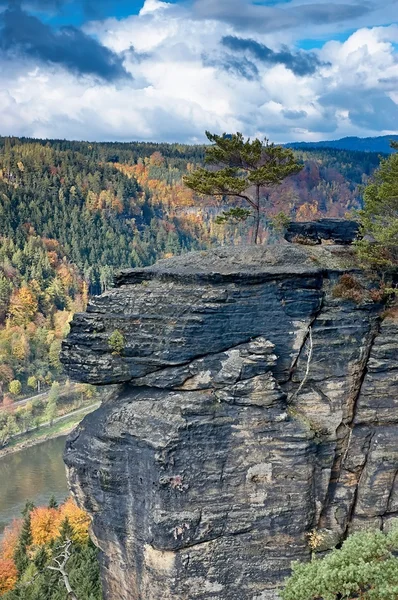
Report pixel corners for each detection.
[0,0,397,142]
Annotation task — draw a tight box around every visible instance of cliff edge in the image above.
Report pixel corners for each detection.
[61,243,398,600]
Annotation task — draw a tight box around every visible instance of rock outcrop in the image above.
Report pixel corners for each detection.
[61,243,398,600]
[284,218,360,245]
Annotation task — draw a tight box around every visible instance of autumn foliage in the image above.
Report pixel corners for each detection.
[29,499,90,547]
[59,498,90,544]
[30,507,61,546]
[0,498,91,596]
[0,560,17,595]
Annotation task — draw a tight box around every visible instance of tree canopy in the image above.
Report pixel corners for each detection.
[0,498,100,600]
[282,527,398,600]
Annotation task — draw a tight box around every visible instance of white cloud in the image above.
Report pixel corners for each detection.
[0,0,397,142]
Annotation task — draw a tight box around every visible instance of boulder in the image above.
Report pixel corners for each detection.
[284,218,360,245]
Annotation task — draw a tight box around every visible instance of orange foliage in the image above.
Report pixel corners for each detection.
[47,250,59,267]
[0,520,21,561]
[28,500,90,547]
[0,559,18,594]
[30,507,61,545]
[59,498,90,544]
[53,310,72,338]
[113,162,196,210]
[42,238,60,252]
[56,263,75,290]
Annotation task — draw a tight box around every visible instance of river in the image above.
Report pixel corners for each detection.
[0,436,69,534]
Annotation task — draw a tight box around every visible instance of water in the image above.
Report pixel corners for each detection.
[0,436,69,534]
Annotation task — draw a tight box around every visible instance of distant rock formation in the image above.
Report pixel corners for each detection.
[62,243,398,600]
[284,218,360,245]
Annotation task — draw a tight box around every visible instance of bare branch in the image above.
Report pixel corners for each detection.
[212,191,257,210]
[47,539,79,600]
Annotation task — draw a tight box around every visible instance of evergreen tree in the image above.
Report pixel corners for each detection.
[282,527,398,600]
[356,140,398,273]
[13,506,33,575]
[48,496,58,510]
[183,131,303,243]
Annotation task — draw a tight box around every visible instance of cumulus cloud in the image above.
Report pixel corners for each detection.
[0,4,130,80]
[0,0,397,142]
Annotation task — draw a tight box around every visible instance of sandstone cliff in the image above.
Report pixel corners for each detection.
[61,243,398,600]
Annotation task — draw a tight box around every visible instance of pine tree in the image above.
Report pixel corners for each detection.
[282,527,398,600]
[13,505,33,575]
[356,140,398,272]
[58,518,74,542]
[48,496,58,510]
[183,131,303,244]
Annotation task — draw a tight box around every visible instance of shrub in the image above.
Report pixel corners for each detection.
[8,380,22,396]
[108,330,125,355]
[282,527,398,600]
[332,273,365,303]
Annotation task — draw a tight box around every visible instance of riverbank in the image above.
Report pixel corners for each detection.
[0,402,100,459]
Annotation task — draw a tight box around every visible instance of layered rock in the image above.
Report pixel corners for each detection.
[62,244,398,600]
[284,218,360,245]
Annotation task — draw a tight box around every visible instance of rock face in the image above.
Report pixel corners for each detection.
[62,244,398,600]
[284,218,360,245]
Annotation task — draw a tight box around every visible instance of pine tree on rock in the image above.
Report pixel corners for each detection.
[183,131,303,244]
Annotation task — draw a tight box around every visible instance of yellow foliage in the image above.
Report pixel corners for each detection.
[11,334,29,361]
[296,201,320,222]
[31,507,61,545]
[59,498,90,544]
[9,287,38,325]
[86,189,123,213]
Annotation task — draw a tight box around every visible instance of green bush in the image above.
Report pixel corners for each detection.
[282,527,398,600]
[356,141,398,273]
[108,330,125,355]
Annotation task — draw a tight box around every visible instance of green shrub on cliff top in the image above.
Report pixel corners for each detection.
[356,141,398,273]
[282,527,398,600]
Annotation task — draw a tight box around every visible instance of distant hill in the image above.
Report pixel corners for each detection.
[287,135,398,154]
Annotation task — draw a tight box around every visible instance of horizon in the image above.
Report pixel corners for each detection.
[1,132,398,148]
[0,0,397,143]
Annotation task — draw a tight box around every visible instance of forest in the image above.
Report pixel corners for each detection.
[0,497,101,599]
[0,136,384,403]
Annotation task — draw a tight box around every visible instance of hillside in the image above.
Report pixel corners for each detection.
[287,134,398,154]
[0,136,382,402]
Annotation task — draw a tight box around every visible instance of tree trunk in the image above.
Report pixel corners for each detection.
[253,185,260,244]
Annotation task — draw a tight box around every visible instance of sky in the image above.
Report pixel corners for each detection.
[0,0,397,143]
